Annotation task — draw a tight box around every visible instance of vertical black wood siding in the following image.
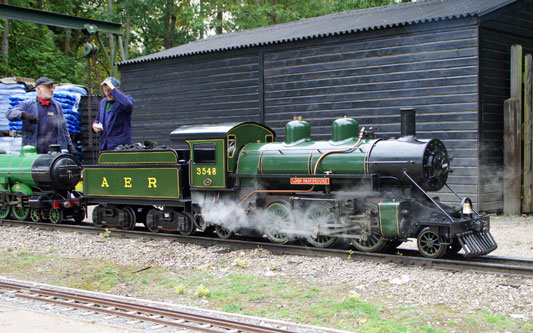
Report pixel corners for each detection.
[79,96,100,165]
[479,1,533,211]
[119,53,261,148]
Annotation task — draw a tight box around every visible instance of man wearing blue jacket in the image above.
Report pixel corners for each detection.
[7,77,75,154]
[92,77,135,151]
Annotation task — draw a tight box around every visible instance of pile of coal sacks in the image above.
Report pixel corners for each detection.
[0,82,26,154]
[0,82,26,131]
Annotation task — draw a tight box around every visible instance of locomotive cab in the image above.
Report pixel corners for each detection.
[170,122,275,189]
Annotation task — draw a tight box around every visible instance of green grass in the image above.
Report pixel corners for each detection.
[481,311,515,330]
[222,303,242,312]
[0,250,529,333]
[310,296,381,320]
[141,275,150,284]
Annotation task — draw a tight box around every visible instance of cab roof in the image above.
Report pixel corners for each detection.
[169,122,275,142]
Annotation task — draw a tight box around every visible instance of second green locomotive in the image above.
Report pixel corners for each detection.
[82,110,497,258]
[0,145,84,223]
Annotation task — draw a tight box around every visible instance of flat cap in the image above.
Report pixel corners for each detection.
[35,77,55,86]
[100,77,120,87]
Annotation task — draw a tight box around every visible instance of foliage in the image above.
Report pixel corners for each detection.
[196,284,211,298]
[175,284,186,294]
[0,0,410,85]
[99,228,111,238]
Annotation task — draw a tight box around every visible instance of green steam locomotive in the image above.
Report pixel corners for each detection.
[82,110,497,258]
[0,145,84,223]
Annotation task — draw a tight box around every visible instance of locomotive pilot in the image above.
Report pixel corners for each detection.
[7,77,76,154]
[92,77,135,151]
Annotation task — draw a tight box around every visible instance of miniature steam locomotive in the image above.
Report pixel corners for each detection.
[0,144,84,223]
[82,110,497,258]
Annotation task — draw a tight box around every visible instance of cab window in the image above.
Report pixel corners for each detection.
[227,135,236,158]
[193,143,216,164]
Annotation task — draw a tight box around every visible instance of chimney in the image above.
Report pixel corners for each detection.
[400,108,416,137]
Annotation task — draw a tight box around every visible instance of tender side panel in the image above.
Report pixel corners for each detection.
[83,167,181,199]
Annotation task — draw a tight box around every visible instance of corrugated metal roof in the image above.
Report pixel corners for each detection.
[120,0,518,65]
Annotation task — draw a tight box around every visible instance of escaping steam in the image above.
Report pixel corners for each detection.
[191,190,332,242]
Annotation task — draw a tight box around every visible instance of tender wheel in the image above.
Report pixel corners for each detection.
[30,208,42,222]
[121,206,136,230]
[417,227,447,258]
[49,208,63,224]
[263,201,294,244]
[179,212,196,236]
[144,208,160,233]
[215,225,233,239]
[0,204,10,219]
[92,205,104,228]
[350,210,386,252]
[303,203,337,248]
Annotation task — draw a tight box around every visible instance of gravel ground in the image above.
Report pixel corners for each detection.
[0,214,531,332]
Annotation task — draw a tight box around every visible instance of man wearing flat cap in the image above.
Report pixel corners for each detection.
[92,77,135,151]
[6,77,75,154]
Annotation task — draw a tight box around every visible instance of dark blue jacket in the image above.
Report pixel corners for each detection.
[94,88,134,151]
[6,97,72,151]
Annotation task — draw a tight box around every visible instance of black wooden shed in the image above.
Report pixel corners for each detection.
[114,0,533,211]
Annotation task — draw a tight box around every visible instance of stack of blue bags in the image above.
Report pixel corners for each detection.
[54,85,88,135]
[0,82,26,131]
[8,85,86,135]
[8,91,35,131]
[54,85,87,161]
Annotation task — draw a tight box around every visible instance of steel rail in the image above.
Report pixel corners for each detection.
[1,218,532,277]
[0,280,296,333]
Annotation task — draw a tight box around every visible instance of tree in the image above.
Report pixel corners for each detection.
[2,0,8,68]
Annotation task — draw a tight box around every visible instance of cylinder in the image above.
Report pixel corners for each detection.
[400,108,416,137]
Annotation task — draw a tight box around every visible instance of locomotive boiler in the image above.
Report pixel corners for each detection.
[0,145,84,223]
[83,109,496,258]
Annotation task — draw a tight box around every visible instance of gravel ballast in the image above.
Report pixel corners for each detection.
[0,215,531,332]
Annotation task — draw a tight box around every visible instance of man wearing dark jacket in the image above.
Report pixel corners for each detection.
[92,77,135,151]
[6,77,75,154]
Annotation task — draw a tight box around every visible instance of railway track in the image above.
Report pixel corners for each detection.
[1,218,532,277]
[0,278,345,333]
